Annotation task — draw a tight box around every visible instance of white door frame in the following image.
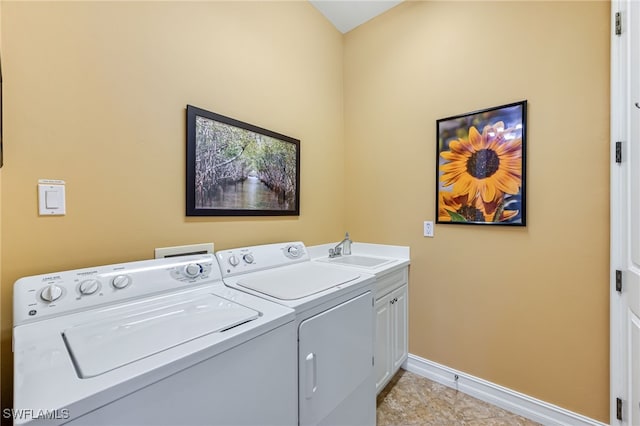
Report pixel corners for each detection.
[611,1,629,424]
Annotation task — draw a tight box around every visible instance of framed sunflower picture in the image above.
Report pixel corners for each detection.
[436,100,527,226]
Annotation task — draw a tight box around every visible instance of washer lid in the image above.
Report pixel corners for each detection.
[237,263,360,300]
[63,294,259,378]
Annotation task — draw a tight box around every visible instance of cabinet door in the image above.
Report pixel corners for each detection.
[391,284,408,371]
[375,295,391,392]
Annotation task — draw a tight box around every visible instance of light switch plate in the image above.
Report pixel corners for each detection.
[38,180,66,216]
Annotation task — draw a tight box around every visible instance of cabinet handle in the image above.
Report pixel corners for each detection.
[390,299,395,305]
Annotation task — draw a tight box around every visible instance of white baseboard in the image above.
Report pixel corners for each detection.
[403,354,608,426]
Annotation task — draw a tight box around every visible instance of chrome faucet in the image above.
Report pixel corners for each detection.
[329,232,352,258]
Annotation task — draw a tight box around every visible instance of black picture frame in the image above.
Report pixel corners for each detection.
[186,105,300,216]
[436,100,527,226]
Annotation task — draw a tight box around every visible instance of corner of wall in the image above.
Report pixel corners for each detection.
[0,0,4,410]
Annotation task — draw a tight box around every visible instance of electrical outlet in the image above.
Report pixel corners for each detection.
[423,221,434,237]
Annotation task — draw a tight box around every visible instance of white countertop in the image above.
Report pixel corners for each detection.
[307,242,410,276]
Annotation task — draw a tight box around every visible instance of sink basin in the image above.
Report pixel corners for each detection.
[320,255,394,268]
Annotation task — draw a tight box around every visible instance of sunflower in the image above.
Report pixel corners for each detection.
[438,192,464,221]
[440,122,522,203]
[438,192,485,222]
[439,191,519,223]
[480,197,519,222]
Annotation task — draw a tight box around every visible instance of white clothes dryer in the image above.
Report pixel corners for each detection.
[13,254,297,426]
[216,242,376,426]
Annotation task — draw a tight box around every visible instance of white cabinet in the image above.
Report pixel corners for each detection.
[375,295,392,390]
[374,267,408,393]
[390,284,408,372]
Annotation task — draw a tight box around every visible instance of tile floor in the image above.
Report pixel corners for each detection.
[376,369,542,426]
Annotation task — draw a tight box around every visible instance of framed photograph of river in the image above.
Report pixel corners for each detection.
[186,105,300,216]
[436,100,527,226]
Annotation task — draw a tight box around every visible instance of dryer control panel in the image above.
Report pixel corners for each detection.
[13,254,220,325]
[217,241,309,277]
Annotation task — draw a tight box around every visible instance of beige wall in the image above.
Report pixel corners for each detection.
[0,0,344,409]
[344,1,610,422]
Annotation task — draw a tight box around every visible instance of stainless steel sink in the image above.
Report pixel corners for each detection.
[319,255,394,268]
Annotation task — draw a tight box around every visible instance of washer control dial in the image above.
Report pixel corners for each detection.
[112,274,132,290]
[243,253,255,264]
[287,245,301,258]
[184,263,202,278]
[40,283,63,303]
[228,255,240,267]
[79,279,101,295]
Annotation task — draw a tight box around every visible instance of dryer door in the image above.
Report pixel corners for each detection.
[298,291,374,426]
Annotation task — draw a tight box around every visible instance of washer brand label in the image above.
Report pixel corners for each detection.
[77,271,98,276]
[2,408,70,420]
[42,275,61,282]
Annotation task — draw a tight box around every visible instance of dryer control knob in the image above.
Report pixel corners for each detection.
[287,245,301,258]
[79,279,100,295]
[184,263,202,278]
[112,275,132,290]
[243,254,255,264]
[41,283,63,302]
[228,255,240,267]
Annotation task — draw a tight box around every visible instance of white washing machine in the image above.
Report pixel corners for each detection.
[216,242,376,426]
[12,254,297,426]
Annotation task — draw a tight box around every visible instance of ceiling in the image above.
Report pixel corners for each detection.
[308,0,403,34]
